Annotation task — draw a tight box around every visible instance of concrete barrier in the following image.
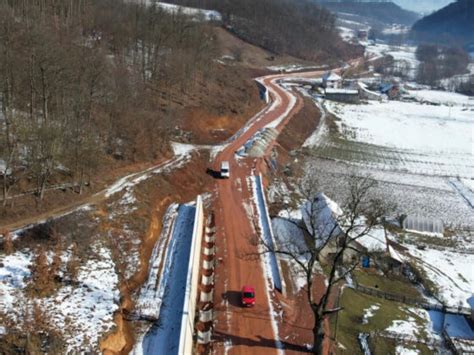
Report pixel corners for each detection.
[199,289,213,303]
[203,246,215,256]
[203,259,214,270]
[178,195,204,355]
[199,309,213,322]
[201,274,213,286]
[197,330,212,344]
[254,174,286,295]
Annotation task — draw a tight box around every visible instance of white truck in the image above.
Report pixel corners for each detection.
[220,161,230,178]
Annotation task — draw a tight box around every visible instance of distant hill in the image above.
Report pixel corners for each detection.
[314,1,420,27]
[411,0,474,47]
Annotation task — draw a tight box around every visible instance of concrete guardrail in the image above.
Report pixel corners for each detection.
[178,195,204,354]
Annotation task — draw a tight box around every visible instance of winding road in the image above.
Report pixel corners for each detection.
[211,69,335,354]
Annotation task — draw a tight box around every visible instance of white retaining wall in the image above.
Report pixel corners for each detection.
[178,195,204,354]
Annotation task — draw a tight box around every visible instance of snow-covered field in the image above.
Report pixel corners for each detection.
[364,43,419,79]
[325,99,474,179]
[404,244,474,309]
[140,1,221,21]
[0,244,119,352]
[406,89,474,106]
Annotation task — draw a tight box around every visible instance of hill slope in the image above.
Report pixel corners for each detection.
[314,1,420,27]
[411,0,474,46]
[160,0,362,61]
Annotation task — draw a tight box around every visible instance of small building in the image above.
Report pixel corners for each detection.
[302,193,385,264]
[325,88,360,104]
[380,82,400,100]
[322,71,342,89]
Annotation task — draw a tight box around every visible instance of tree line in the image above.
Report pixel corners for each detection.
[163,0,362,61]
[415,44,470,85]
[0,0,217,206]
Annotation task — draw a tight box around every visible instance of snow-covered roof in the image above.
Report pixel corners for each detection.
[356,228,387,252]
[302,192,343,248]
[323,71,342,82]
[388,245,404,263]
[325,88,359,95]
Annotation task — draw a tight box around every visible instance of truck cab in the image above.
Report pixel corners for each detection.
[220,161,230,179]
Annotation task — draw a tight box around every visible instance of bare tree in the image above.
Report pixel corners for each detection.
[257,173,392,354]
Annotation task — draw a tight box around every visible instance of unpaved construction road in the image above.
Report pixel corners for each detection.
[211,70,332,354]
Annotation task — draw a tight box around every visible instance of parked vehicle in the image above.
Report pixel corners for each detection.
[220,161,230,178]
[241,285,256,307]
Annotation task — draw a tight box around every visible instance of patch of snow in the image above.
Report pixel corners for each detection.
[140,203,196,354]
[302,192,343,248]
[154,2,222,21]
[326,100,474,179]
[271,217,310,291]
[267,64,327,73]
[42,243,119,352]
[449,178,474,209]
[354,226,387,252]
[386,317,419,335]
[395,346,419,355]
[170,142,196,156]
[106,154,190,198]
[134,204,179,321]
[362,304,380,324]
[462,178,474,192]
[406,89,474,107]
[404,245,474,308]
[0,251,32,318]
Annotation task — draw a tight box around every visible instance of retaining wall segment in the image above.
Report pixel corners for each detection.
[254,174,285,294]
[178,195,205,355]
[141,203,196,354]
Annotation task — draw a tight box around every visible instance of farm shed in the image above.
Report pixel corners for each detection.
[402,215,444,235]
[325,88,360,104]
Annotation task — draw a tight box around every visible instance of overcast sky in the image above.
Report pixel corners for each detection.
[392,0,454,14]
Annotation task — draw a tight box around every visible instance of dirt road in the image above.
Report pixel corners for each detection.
[212,70,329,354]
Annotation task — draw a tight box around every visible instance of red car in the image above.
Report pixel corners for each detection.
[241,285,256,307]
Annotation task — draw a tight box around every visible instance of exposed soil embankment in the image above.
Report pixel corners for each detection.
[100,153,213,354]
[276,96,321,152]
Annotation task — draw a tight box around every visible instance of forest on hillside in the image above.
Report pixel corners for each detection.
[0,0,218,207]
[411,0,474,46]
[160,0,362,61]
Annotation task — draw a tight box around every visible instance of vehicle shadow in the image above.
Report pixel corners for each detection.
[213,330,312,353]
[222,290,243,307]
[206,168,221,179]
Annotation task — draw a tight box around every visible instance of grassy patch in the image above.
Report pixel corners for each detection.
[403,231,459,248]
[369,337,433,355]
[353,269,421,299]
[333,288,430,354]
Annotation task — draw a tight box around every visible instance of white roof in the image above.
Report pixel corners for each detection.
[323,72,342,82]
[325,88,359,95]
[356,228,387,252]
[388,245,404,263]
[302,192,343,248]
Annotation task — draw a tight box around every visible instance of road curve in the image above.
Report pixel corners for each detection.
[211,69,329,354]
